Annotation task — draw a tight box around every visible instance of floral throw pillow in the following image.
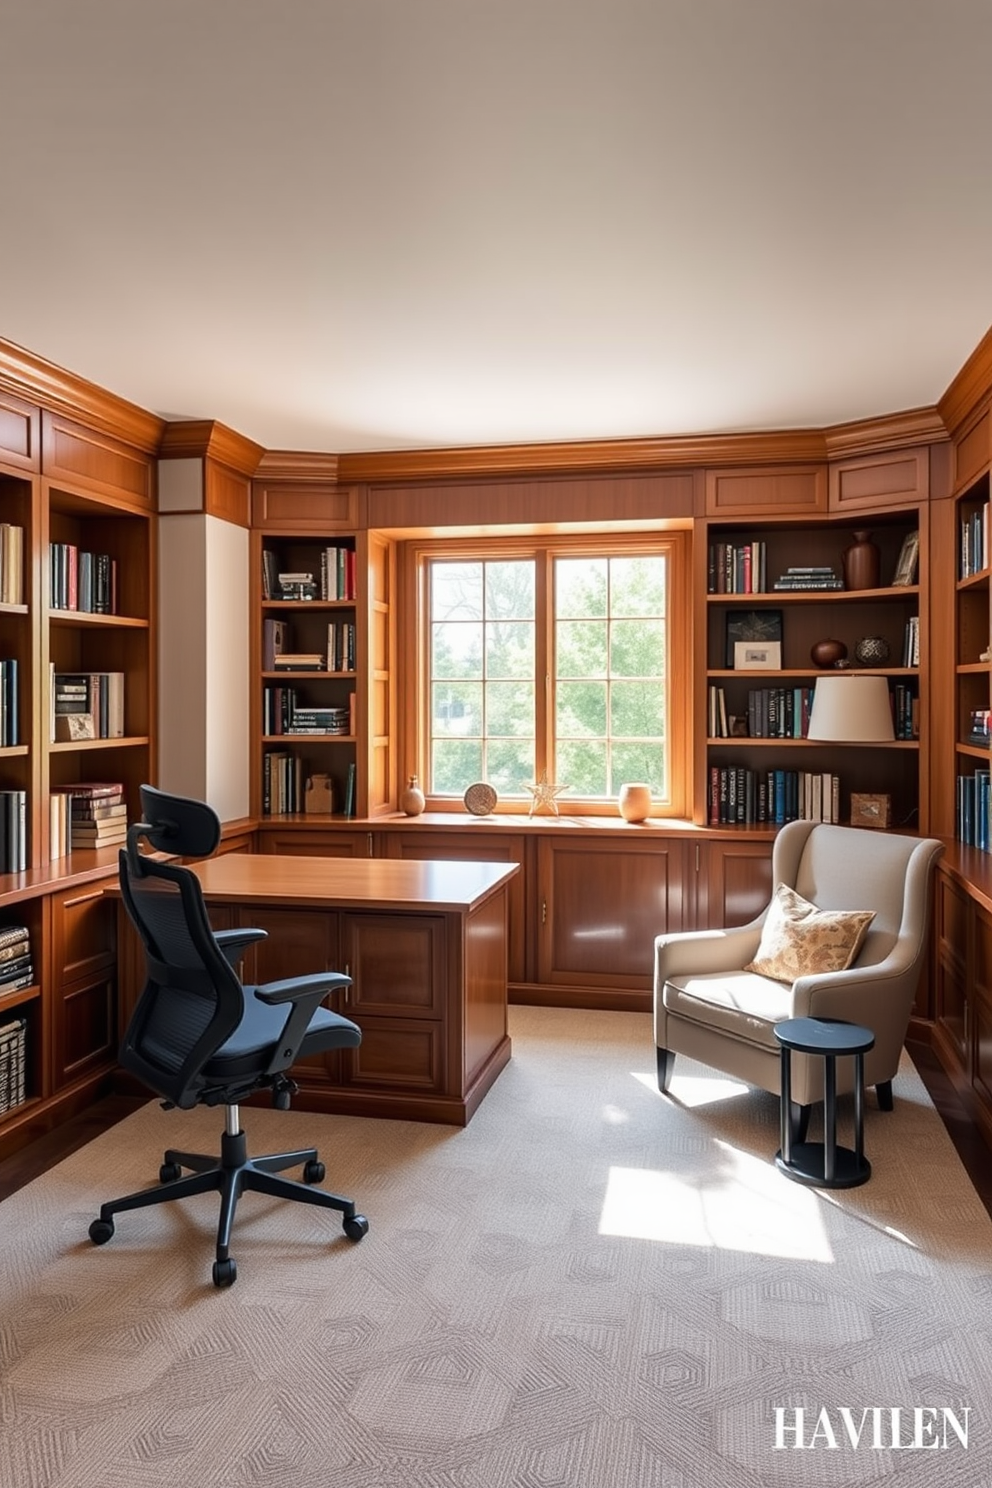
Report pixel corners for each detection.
[744,883,875,984]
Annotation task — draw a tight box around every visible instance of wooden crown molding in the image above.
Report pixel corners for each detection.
[0,336,164,454]
[159,419,265,478]
[338,429,832,485]
[253,449,341,484]
[938,322,992,437]
[823,406,949,460]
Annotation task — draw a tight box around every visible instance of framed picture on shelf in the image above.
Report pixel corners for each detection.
[850,792,892,829]
[734,640,782,671]
[725,608,783,668]
[891,530,919,587]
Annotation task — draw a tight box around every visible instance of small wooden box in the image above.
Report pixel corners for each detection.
[55,712,95,742]
[850,792,891,829]
[304,772,334,815]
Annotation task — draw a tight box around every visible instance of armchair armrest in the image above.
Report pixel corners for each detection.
[214,928,268,968]
[255,971,356,1075]
[789,946,922,1065]
[655,926,764,983]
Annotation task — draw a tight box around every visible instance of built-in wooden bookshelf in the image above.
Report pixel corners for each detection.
[696,508,926,831]
[250,514,395,823]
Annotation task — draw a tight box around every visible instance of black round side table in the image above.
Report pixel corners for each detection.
[773,1016,875,1189]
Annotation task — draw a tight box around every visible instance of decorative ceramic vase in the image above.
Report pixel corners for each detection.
[810,638,848,669]
[854,635,890,667]
[399,774,426,816]
[618,783,652,822]
[842,530,880,591]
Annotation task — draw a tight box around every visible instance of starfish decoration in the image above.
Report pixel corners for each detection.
[524,772,570,818]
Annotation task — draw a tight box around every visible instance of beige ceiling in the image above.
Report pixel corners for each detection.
[2,1,991,455]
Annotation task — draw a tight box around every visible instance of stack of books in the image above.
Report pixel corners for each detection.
[272,653,325,671]
[0,657,18,746]
[0,1014,27,1114]
[278,571,317,601]
[0,924,33,995]
[772,566,844,591]
[51,783,127,852]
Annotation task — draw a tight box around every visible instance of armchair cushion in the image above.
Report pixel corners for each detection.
[664,970,794,1049]
[743,883,875,984]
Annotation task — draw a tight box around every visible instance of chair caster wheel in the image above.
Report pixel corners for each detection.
[160,1162,182,1182]
[303,1160,325,1184]
[212,1258,237,1288]
[343,1214,369,1242]
[89,1218,114,1245]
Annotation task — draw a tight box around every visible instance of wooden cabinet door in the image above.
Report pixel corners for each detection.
[338,912,448,1093]
[933,869,970,1071]
[536,837,686,990]
[51,880,118,1089]
[235,905,343,1082]
[257,828,373,858]
[383,830,525,984]
[694,838,773,930]
[971,903,992,1116]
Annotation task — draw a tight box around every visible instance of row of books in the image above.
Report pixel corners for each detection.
[0,923,33,998]
[0,658,18,746]
[0,1015,27,1115]
[263,618,357,673]
[49,543,118,614]
[709,685,813,739]
[51,669,125,740]
[957,771,992,852]
[263,754,356,816]
[708,542,768,595]
[902,616,921,668]
[708,766,841,826]
[0,792,27,873]
[0,524,24,606]
[262,688,354,737]
[50,782,127,856]
[960,503,989,580]
[261,547,357,602]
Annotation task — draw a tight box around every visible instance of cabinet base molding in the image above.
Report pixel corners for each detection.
[0,1068,116,1164]
[510,982,652,1015]
[246,1034,511,1128]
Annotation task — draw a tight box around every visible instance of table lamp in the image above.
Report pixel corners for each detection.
[806,674,895,742]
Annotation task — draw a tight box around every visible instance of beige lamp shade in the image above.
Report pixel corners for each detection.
[806,674,895,742]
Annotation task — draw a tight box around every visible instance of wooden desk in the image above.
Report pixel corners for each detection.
[115,855,518,1126]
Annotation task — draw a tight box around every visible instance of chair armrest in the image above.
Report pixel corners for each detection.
[789,950,921,1067]
[655,926,763,982]
[256,971,352,1005]
[214,928,268,968]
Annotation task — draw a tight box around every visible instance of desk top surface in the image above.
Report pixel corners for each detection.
[185,853,519,913]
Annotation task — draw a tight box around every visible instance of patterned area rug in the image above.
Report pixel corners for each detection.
[1,1006,989,1487]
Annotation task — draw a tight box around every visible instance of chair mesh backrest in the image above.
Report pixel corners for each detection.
[119,852,245,1108]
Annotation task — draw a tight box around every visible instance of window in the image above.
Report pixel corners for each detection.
[420,536,687,815]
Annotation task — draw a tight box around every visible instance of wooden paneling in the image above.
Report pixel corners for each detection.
[345,1018,446,1091]
[42,412,154,509]
[829,447,929,513]
[705,465,828,517]
[953,405,991,493]
[256,827,373,857]
[53,973,116,1087]
[252,482,366,531]
[51,884,116,984]
[367,472,696,532]
[0,391,40,472]
[205,461,250,526]
[934,867,970,1067]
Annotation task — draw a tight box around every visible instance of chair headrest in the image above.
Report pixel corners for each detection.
[135,785,221,858]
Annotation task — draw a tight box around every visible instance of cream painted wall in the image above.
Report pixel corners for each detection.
[157,510,250,822]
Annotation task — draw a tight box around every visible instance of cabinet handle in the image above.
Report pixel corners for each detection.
[367,832,374,858]
[695,844,700,872]
[541,900,547,925]
[343,962,351,1002]
[62,889,104,909]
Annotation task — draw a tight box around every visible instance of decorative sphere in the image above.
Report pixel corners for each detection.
[810,638,848,669]
[618,783,652,822]
[854,635,890,666]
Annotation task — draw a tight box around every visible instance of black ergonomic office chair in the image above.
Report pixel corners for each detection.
[88,785,369,1288]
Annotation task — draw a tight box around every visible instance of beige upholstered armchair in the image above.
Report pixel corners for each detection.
[654,821,943,1137]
